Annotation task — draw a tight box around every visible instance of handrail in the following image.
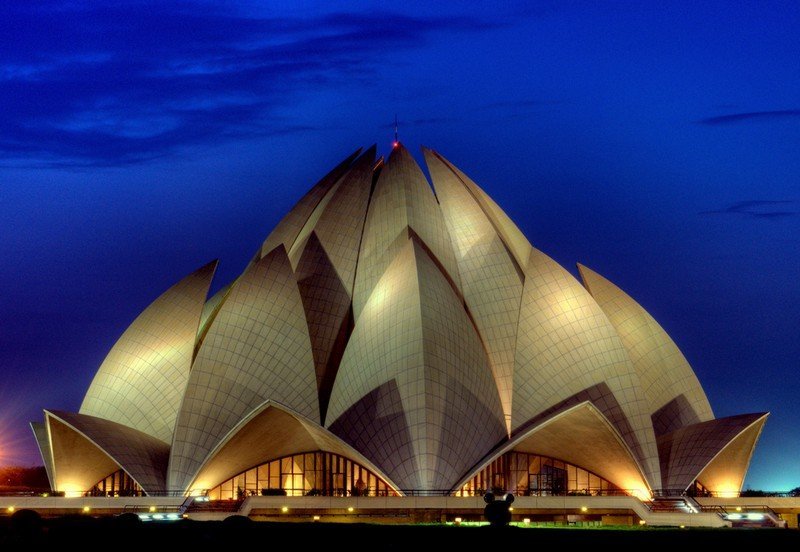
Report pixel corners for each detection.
[4,488,800,499]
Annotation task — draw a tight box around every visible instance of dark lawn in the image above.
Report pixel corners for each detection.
[2,516,799,550]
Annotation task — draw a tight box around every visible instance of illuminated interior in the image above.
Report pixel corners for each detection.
[207,450,397,499]
[457,451,621,496]
[89,469,142,497]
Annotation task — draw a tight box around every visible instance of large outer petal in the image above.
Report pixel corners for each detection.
[514,247,661,488]
[353,144,461,320]
[80,260,217,443]
[578,263,714,435]
[327,239,506,491]
[187,401,399,494]
[455,402,650,495]
[425,148,524,434]
[46,410,170,494]
[657,413,767,493]
[169,246,318,491]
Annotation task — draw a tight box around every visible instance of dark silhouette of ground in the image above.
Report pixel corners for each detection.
[0,516,798,550]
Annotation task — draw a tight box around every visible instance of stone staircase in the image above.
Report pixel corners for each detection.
[649,496,699,514]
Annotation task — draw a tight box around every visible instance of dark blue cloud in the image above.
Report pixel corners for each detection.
[699,200,797,219]
[482,99,565,109]
[0,3,499,166]
[696,110,800,125]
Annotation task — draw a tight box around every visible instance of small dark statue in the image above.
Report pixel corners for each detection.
[483,492,514,527]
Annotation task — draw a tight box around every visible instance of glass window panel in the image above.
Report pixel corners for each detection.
[246,468,257,492]
[221,479,233,500]
[577,468,589,490]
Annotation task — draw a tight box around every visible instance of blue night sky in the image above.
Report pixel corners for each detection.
[0,1,798,490]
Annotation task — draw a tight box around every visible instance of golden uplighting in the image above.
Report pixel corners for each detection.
[62,484,83,498]
[313,515,320,521]
[7,506,15,513]
[639,520,646,525]
[508,507,513,512]
[714,482,740,499]
[347,506,354,513]
[580,506,588,512]
[149,506,156,512]
[281,506,288,513]
[454,517,462,525]
[523,518,531,524]
[629,488,651,501]
[736,506,742,512]
[82,506,91,513]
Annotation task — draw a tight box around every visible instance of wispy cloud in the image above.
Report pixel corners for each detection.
[0,3,501,166]
[699,200,797,219]
[379,117,456,129]
[482,99,565,109]
[696,110,800,125]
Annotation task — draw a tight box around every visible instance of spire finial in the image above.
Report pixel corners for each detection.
[393,114,399,148]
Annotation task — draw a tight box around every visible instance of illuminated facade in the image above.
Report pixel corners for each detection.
[457,452,620,497]
[208,451,396,500]
[31,143,766,499]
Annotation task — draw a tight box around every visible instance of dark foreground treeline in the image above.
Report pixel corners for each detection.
[0,466,49,492]
[1,511,799,550]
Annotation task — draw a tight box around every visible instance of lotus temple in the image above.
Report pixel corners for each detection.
[13,143,786,527]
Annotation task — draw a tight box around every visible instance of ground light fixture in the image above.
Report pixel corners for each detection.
[281,506,288,513]
[581,506,588,512]
[6,506,14,513]
[137,513,183,522]
[82,506,90,513]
